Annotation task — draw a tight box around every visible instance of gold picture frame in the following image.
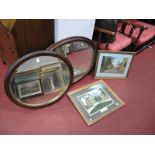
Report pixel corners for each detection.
[68,80,125,125]
[95,50,135,79]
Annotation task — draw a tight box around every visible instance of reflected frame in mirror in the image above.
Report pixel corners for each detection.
[17,79,42,99]
[47,36,97,83]
[4,51,74,109]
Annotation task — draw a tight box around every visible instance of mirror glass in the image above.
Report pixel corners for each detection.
[48,39,96,83]
[5,52,73,108]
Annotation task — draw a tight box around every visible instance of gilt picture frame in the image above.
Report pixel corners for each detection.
[68,80,125,125]
[95,50,134,79]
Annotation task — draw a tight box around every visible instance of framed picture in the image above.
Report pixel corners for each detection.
[95,51,134,79]
[17,79,42,99]
[40,62,66,94]
[12,70,40,98]
[68,80,125,125]
[40,70,62,94]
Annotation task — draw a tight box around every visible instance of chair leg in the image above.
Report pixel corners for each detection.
[96,32,103,50]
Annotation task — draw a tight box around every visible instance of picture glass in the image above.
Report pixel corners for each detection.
[77,87,114,116]
[68,80,125,125]
[96,52,133,78]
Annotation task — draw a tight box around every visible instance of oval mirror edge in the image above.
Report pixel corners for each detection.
[47,36,97,84]
[4,50,74,109]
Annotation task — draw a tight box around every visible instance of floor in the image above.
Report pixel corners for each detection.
[0,45,155,135]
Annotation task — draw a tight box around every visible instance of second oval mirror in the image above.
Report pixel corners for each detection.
[47,36,97,83]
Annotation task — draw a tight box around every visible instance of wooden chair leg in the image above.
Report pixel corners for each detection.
[96,32,103,50]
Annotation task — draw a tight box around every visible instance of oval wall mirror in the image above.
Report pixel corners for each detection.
[47,36,97,83]
[4,51,73,108]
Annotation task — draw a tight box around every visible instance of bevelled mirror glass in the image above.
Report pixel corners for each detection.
[47,36,97,83]
[4,51,73,108]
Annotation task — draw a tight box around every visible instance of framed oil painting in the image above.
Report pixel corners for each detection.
[95,51,134,79]
[68,80,125,125]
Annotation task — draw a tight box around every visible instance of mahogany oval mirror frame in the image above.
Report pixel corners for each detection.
[47,36,97,83]
[4,51,73,109]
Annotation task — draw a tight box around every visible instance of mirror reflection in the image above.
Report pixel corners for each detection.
[9,55,71,108]
[53,41,94,82]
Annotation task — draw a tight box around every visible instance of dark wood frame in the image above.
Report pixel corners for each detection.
[47,36,97,83]
[4,50,74,109]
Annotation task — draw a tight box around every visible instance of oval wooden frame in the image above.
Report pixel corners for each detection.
[47,36,97,83]
[4,50,74,109]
